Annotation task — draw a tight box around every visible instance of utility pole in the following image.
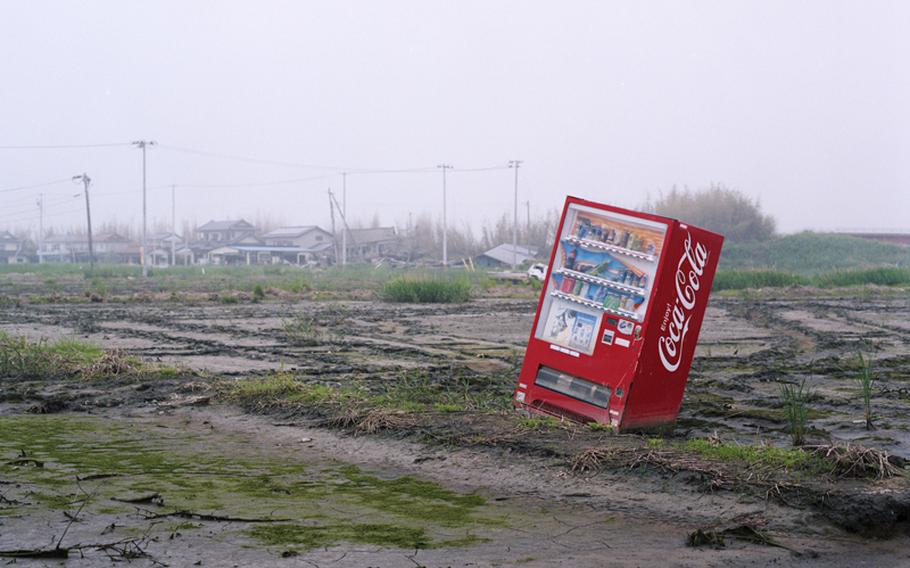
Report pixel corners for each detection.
[436,164,453,266]
[341,172,347,266]
[132,140,156,277]
[328,188,338,264]
[73,173,94,271]
[525,200,531,245]
[37,193,45,264]
[171,184,176,267]
[508,160,523,269]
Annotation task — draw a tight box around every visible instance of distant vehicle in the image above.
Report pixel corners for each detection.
[527,263,547,281]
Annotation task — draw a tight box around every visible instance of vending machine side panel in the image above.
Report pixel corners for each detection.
[620,223,724,429]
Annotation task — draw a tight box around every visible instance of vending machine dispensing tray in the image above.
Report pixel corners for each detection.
[513,196,724,431]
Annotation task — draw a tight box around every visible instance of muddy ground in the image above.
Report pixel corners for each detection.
[1,290,910,566]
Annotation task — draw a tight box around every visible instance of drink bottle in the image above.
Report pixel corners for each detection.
[566,248,577,270]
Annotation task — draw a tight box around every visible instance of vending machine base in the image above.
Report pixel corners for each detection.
[513,196,723,431]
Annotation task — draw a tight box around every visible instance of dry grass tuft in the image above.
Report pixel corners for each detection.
[568,448,615,473]
[82,350,140,379]
[807,444,903,479]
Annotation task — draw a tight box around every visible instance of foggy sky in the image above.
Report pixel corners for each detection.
[1,1,908,237]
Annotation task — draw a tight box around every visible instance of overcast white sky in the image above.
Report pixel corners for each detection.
[1,1,907,236]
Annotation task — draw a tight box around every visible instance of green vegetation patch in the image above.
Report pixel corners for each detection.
[721,232,910,275]
[680,439,814,470]
[381,276,472,303]
[248,522,430,550]
[0,414,498,553]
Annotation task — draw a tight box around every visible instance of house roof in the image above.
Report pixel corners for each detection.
[197,219,256,232]
[347,227,397,244]
[94,232,131,242]
[208,242,333,255]
[0,231,18,242]
[262,226,322,239]
[45,234,86,243]
[478,243,538,265]
[149,232,183,241]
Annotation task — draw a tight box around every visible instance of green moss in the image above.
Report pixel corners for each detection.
[248,522,430,550]
[0,414,499,552]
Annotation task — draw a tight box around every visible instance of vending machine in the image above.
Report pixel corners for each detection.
[514,196,723,430]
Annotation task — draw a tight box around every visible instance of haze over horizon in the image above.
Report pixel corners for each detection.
[1,1,907,238]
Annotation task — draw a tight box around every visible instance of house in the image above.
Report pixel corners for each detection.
[0,231,24,263]
[262,226,333,249]
[206,243,332,266]
[148,232,184,266]
[343,227,400,262]
[196,220,257,244]
[474,243,538,268]
[41,232,140,264]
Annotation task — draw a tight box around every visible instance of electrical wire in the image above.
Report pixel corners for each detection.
[157,144,346,171]
[0,178,72,194]
[0,142,131,149]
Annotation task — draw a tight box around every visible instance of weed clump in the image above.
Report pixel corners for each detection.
[380,277,471,304]
[855,353,876,430]
[780,380,812,446]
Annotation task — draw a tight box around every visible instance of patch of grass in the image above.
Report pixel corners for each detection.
[681,439,811,469]
[282,314,318,346]
[380,276,471,303]
[721,232,910,275]
[518,416,563,430]
[814,267,910,288]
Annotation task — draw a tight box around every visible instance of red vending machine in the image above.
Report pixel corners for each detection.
[514,196,723,430]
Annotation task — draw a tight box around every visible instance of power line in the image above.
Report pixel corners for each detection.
[157,144,345,171]
[0,142,131,149]
[0,178,71,194]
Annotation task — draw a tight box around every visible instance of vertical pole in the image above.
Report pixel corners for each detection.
[341,172,347,266]
[508,160,522,269]
[37,193,45,264]
[132,140,155,276]
[328,188,338,264]
[525,200,531,245]
[171,184,176,267]
[141,144,147,276]
[436,164,452,266]
[82,174,94,270]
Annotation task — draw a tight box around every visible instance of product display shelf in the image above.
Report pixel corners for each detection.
[550,290,641,322]
[557,268,646,296]
[565,235,656,262]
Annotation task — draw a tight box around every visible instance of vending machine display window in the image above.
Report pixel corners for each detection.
[533,203,668,356]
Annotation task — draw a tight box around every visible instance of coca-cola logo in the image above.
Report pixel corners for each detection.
[658,233,709,372]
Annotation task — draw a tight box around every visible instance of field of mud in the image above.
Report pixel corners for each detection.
[1,289,910,566]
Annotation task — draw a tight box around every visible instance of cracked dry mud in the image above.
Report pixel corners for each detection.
[1,293,909,566]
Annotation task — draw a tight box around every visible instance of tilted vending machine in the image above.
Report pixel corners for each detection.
[514,196,723,430]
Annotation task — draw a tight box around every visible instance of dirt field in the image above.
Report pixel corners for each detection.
[2,290,909,566]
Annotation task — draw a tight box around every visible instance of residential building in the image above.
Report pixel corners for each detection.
[148,232,184,266]
[343,227,400,262]
[0,231,24,263]
[474,243,539,268]
[41,232,140,264]
[262,226,333,249]
[196,220,257,244]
